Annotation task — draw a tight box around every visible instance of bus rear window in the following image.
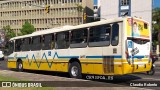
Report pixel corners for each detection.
[144,23,148,29]
[128,38,150,45]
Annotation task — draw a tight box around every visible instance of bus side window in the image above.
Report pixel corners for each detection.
[89,24,111,47]
[31,37,35,51]
[21,39,25,51]
[41,35,45,49]
[22,38,28,51]
[15,39,22,52]
[42,34,54,50]
[28,38,32,51]
[56,31,69,49]
[111,23,119,46]
[32,36,41,51]
[101,25,111,44]
[51,34,55,49]
[70,28,88,48]
[8,41,14,54]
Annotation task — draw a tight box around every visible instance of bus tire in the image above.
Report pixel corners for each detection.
[69,62,82,79]
[147,69,155,75]
[17,60,23,72]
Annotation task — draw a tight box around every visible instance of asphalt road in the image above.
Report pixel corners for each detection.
[0,60,8,70]
[0,60,160,90]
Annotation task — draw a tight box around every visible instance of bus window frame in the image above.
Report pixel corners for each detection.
[55,31,70,49]
[111,23,119,46]
[8,40,14,54]
[127,37,150,45]
[42,33,54,50]
[15,39,22,52]
[31,35,41,51]
[88,24,111,47]
[70,28,88,48]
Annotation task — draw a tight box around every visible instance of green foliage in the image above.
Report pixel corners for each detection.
[20,21,35,35]
[76,4,84,12]
[76,4,84,24]
[2,25,15,54]
[152,8,160,45]
[3,25,16,40]
[17,32,23,36]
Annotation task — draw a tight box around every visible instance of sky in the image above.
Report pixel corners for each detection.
[94,0,97,5]
[94,0,160,8]
[153,0,160,8]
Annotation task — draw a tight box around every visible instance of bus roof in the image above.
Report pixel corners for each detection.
[9,17,149,41]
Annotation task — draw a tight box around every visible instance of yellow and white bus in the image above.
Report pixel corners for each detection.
[7,17,152,78]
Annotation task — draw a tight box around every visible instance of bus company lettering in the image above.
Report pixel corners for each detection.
[131,47,139,56]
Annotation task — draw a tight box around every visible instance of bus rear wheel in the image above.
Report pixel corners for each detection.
[17,60,23,72]
[69,62,82,79]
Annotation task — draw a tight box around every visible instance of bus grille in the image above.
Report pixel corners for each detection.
[103,57,114,73]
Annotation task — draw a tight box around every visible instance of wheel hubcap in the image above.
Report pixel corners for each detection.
[19,63,22,69]
[71,66,78,76]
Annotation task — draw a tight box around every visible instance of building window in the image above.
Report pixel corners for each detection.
[121,0,129,6]
[119,0,130,16]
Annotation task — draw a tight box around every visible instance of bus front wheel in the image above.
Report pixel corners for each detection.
[17,60,23,72]
[69,62,82,79]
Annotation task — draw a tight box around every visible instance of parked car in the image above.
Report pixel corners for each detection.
[0,51,4,61]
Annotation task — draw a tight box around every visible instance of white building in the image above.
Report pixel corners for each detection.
[98,0,152,26]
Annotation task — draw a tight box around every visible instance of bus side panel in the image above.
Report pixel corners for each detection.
[81,62,94,74]
[8,60,17,69]
[23,59,69,72]
[19,49,68,72]
[122,60,133,74]
[80,58,124,75]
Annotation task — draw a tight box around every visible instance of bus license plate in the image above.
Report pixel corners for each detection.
[138,64,144,67]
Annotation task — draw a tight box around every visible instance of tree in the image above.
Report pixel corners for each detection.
[3,25,16,41]
[152,8,160,51]
[2,25,16,54]
[76,4,84,24]
[20,21,35,35]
